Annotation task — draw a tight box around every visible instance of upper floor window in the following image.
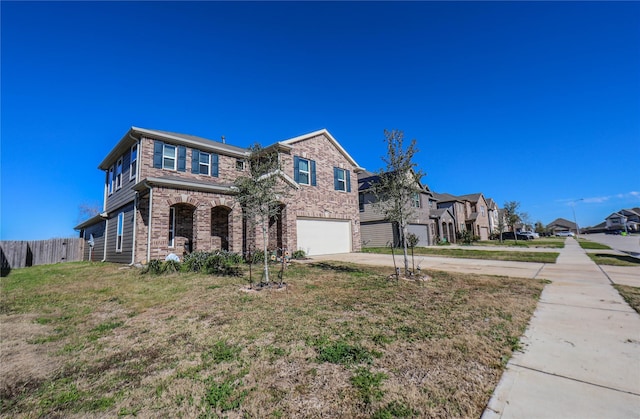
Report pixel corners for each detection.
[333,167,351,192]
[153,140,186,172]
[115,157,123,190]
[116,212,124,252]
[129,144,138,181]
[236,159,245,171]
[359,193,365,212]
[163,145,176,170]
[429,200,434,209]
[192,149,219,176]
[412,192,421,208]
[294,156,316,186]
[481,205,486,216]
[108,166,114,195]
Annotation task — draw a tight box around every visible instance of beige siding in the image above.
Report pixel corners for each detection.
[361,222,397,248]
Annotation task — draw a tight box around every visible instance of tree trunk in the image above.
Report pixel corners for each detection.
[401,221,409,276]
[262,219,270,284]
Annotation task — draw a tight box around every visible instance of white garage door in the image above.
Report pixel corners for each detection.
[296,219,351,256]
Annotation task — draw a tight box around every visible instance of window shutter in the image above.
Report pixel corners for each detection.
[177,146,186,172]
[293,156,300,183]
[192,150,200,174]
[212,154,219,177]
[346,170,351,192]
[153,141,163,168]
[310,160,316,186]
[333,167,339,190]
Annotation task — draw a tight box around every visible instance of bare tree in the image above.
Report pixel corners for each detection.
[77,201,102,224]
[234,144,290,285]
[503,201,522,243]
[371,130,425,276]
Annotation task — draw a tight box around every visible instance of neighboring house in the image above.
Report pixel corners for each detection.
[75,127,364,263]
[432,192,492,241]
[358,171,436,247]
[605,208,640,232]
[486,198,501,235]
[546,218,577,235]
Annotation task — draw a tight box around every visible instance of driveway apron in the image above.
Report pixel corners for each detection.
[483,238,640,418]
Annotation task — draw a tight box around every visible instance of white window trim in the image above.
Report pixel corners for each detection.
[298,158,310,185]
[199,152,211,176]
[115,157,123,190]
[116,212,124,252]
[336,168,347,191]
[108,165,114,195]
[236,159,245,171]
[168,207,176,248]
[163,144,177,171]
[412,192,421,208]
[129,143,138,181]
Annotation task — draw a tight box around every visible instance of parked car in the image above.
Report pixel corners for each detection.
[605,229,622,235]
[519,231,538,240]
[500,232,531,240]
[555,231,575,237]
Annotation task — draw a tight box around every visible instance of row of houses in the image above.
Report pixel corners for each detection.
[584,208,640,233]
[75,127,506,264]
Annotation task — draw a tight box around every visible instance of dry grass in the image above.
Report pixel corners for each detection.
[614,284,640,314]
[1,261,544,418]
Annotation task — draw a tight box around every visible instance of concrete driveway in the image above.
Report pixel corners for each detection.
[582,232,640,257]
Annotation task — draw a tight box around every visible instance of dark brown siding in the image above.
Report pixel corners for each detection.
[105,148,137,213]
[82,221,106,261]
[105,202,135,264]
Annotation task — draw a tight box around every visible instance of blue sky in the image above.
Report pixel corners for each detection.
[2,1,639,240]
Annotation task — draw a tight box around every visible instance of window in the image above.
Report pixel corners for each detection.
[481,205,486,216]
[412,192,421,208]
[359,193,365,212]
[429,200,434,209]
[129,144,138,180]
[236,159,245,171]
[116,212,124,252]
[192,150,218,176]
[163,144,176,170]
[115,157,123,190]
[108,166,114,195]
[154,141,186,172]
[168,207,176,248]
[293,156,316,186]
[333,167,350,192]
[298,159,310,185]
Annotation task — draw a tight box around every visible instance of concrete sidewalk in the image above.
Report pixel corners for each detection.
[482,238,640,418]
[307,240,640,417]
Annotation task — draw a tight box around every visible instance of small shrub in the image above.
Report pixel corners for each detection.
[292,249,306,259]
[183,252,209,272]
[163,260,181,274]
[142,260,163,275]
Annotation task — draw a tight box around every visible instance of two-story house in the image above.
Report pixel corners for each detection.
[75,127,364,263]
[432,192,492,241]
[358,171,436,247]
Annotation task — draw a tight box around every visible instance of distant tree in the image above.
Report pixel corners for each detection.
[77,201,101,224]
[370,129,425,276]
[234,144,290,285]
[503,201,522,243]
[534,221,545,235]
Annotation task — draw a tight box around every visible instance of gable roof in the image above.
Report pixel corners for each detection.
[457,193,483,203]
[99,126,248,170]
[276,129,364,172]
[432,192,461,203]
[547,218,576,229]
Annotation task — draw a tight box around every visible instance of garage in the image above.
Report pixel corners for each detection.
[296,218,351,256]
[407,224,429,246]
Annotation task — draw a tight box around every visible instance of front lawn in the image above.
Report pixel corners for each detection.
[363,247,559,264]
[474,238,565,249]
[1,261,544,418]
[578,240,612,250]
[587,253,640,267]
[614,284,640,314]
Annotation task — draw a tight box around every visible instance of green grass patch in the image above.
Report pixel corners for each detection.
[587,253,640,266]
[578,240,611,250]
[362,247,559,263]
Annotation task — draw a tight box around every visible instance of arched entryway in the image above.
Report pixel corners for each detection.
[170,203,196,254]
[211,206,232,251]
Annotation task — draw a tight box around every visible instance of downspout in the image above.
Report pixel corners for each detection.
[130,193,138,265]
[146,183,153,263]
[103,218,109,262]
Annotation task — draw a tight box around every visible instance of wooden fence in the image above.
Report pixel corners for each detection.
[1,238,84,276]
